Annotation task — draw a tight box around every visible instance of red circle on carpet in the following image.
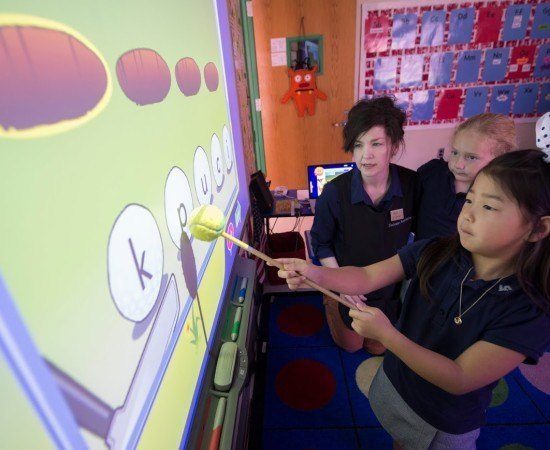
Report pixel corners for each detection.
[277,304,324,337]
[275,358,336,411]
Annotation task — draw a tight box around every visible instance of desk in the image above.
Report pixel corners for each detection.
[260,189,314,218]
[259,191,318,294]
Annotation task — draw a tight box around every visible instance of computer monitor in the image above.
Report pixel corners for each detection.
[307,162,356,199]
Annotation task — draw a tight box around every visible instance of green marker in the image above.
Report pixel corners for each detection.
[231,307,243,341]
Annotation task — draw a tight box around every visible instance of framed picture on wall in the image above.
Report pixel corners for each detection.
[286,35,324,74]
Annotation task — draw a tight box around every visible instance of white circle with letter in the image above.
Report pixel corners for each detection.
[194,146,213,205]
[210,133,225,188]
[222,125,233,173]
[164,166,194,247]
[108,204,163,322]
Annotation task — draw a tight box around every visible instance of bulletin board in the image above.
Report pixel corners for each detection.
[356,0,550,128]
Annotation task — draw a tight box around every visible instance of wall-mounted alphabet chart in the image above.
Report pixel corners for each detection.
[356,0,550,128]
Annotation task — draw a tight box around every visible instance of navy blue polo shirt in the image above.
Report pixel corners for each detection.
[311,165,405,260]
[415,159,466,240]
[383,238,550,434]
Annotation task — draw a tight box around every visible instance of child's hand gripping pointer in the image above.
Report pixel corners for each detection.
[342,294,367,309]
[349,302,393,343]
[275,258,310,290]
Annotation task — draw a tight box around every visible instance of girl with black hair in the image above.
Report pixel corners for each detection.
[278,150,550,449]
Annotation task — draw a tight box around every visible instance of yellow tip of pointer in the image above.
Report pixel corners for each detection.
[189,205,226,242]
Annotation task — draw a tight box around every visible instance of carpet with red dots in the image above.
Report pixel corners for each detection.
[261,293,550,450]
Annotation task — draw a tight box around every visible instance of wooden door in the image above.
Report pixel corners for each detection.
[252,0,357,188]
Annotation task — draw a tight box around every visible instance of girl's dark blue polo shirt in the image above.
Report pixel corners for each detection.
[415,159,466,240]
[384,238,550,434]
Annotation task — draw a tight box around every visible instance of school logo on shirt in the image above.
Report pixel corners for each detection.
[499,284,512,292]
[388,216,412,228]
[390,208,404,221]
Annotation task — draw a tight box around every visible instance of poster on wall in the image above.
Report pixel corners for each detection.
[357,0,550,128]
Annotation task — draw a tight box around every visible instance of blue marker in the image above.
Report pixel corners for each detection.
[238,277,248,303]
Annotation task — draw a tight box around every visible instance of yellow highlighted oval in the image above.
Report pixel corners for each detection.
[0,14,112,139]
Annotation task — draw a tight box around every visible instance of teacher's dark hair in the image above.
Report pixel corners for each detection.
[343,96,406,156]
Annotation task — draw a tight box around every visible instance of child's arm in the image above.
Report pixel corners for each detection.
[319,256,367,307]
[276,254,405,296]
[350,305,525,395]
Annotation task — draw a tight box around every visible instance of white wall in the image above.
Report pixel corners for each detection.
[395,122,537,170]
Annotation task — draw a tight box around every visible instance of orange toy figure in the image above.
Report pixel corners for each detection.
[281,66,327,117]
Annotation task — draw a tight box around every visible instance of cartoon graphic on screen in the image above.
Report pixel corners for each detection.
[43,275,181,448]
[116,49,171,106]
[0,14,112,138]
[0,2,249,449]
[185,304,203,345]
[314,166,327,196]
[308,163,355,198]
[175,57,202,96]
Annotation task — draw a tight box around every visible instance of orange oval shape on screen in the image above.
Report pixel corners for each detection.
[175,57,201,97]
[116,49,171,105]
[204,62,219,92]
[0,14,112,138]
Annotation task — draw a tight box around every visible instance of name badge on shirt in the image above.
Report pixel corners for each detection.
[390,208,404,222]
